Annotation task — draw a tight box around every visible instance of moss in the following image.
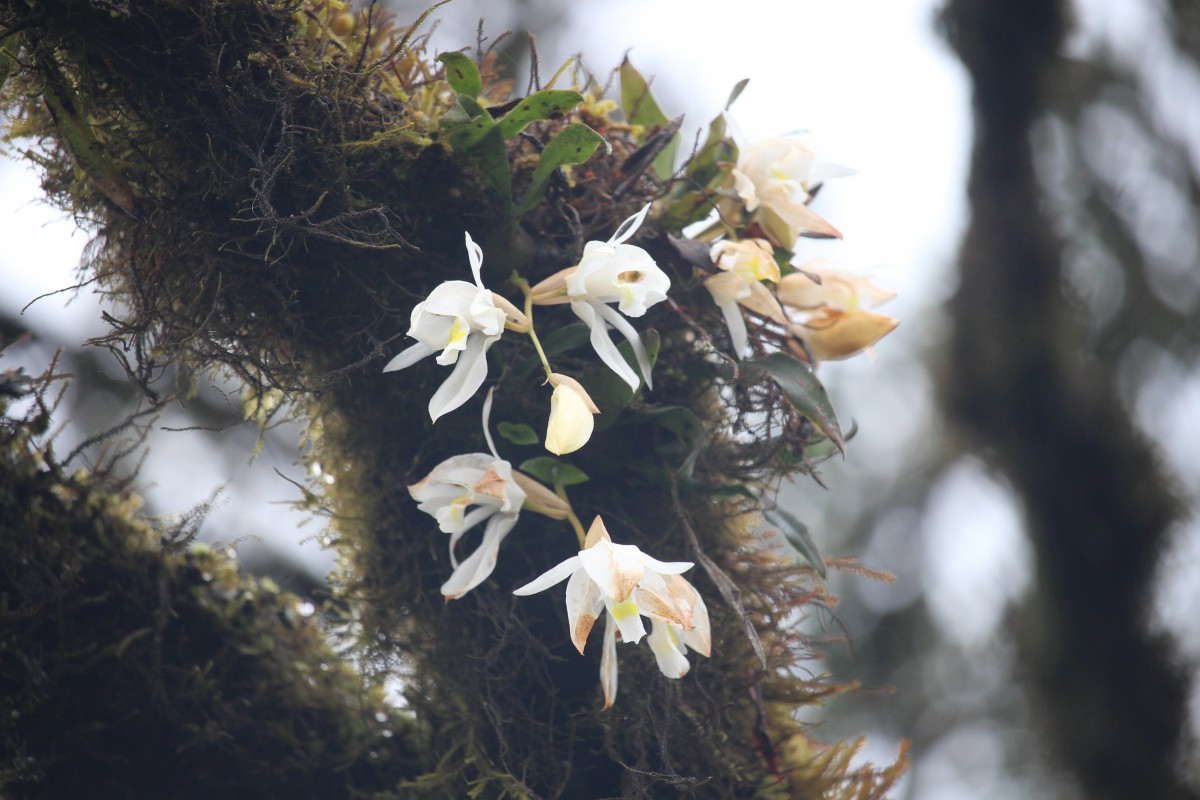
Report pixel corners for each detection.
[0,380,424,799]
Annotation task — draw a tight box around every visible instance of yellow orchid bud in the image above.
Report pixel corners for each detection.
[545,373,600,456]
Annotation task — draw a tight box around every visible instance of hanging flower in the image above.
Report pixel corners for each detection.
[730,137,853,249]
[410,453,526,600]
[383,232,527,422]
[530,204,671,392]
[544,373,600,456]
[777,259,898,362]
[703,238,787,357]
[409,391,563,599]
[513,517,707,708]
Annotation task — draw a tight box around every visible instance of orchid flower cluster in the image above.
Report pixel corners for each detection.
[383,206,706,705]
[381,124,897,708]
[705,136,898,363]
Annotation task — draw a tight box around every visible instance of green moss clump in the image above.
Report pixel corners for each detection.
[0,379,424,799]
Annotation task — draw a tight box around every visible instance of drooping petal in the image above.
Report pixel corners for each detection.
[646,619,691,679]
[565,567,606,654]
[383,341,436,373]
[440,511,519,600]
[679,586,711,657]
[512,555,582,596]
[716,300,748,356]
[446,505,493,557]
[600,613,618,711]
[570,300,641,392]
[427,333,498,422]
[596,302,654,390]
[740,281,787,323]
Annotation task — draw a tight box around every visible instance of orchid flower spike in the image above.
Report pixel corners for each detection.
[383,232,523,422]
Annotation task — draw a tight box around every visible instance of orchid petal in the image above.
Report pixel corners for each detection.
[608,203,651,246]
[578,540,645,603]
[640,554,694,575]
[571,300,641,392]
[383,341,436,373]
[606,596,647,645]
[427,334,497,422]
[566,567,606,654]
[512,555,582,596]
[440,512,519,600]
[596,303,654,390]
[465,231,485,289]
[647,619,691,679]
[600,614,618,710]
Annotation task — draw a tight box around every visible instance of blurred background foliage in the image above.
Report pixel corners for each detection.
[2,0,1199,797]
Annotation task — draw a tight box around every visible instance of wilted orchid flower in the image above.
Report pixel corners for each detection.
[731,137,854,249]
[513,516,706,709]
[704,238,787,357]
[531,205,670,392]
[384,232,527,422]
[777,259,898,362]
[544,373,600,456]
[410,391,565,600]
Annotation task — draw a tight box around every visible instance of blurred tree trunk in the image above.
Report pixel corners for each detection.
[942,0,1197,797]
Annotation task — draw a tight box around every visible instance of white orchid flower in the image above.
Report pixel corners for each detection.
[513,517,708,709]
[409,391,541,600]
[554,205,670,392]
[704,238,787,357]
[512,516,695,649]
[384,232,522,422]
[410,453,526,600]
[544,373,600,456]
[731,137,854,248]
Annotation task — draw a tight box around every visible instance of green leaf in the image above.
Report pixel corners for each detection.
[497,422,539,446]
[539,323,592,357]
[764,508,826,577]
[437,52,481,98]
[474,125,512,205]
[802,419,858,463]
[618,56,679,178]
[725,77,749,110]
[746,351,844,454]
[516,122,606,216]
[445,94,495,151]
[497,90,584,140]
[619,56,669,128]
[518,456,589,487]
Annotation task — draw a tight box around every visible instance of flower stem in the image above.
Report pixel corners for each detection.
[556,483,587,547]
[521,285,555,382]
